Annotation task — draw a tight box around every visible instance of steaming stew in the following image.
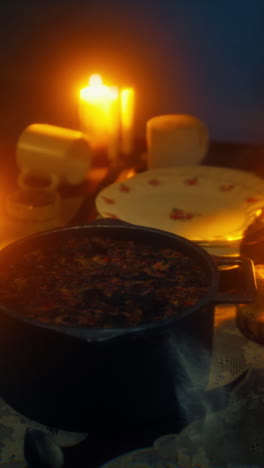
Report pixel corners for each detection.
[0,235,209,328]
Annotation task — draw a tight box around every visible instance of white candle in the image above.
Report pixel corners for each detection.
[80,74,120,160]
[120,88,135,156]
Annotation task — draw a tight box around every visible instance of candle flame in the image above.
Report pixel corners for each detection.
[89,74,103,86]
[80,74,118,102]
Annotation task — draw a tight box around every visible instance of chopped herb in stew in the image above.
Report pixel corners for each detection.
[0,236,209,328]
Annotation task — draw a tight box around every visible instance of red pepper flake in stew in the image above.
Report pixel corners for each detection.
[0,235,209,328]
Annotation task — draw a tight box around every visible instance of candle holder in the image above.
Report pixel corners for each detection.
[3,189,63,244]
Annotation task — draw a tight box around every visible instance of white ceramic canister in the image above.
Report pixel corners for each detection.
[16,124,92,186]
[146,114,209,169]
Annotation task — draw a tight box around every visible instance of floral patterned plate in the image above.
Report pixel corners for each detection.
[96,166,264,253]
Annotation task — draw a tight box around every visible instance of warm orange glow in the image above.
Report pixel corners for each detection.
[214,305,236,327]
[225,235,243,242]
[116,168,136,182]
[256,310,264,324]
[255,265,264,279]
[126,168,136,179]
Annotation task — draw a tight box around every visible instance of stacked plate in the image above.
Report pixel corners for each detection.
[96,166,264,256]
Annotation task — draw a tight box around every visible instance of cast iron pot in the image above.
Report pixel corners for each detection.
[0,219,256,433]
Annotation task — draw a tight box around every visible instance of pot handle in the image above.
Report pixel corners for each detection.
[212,256,257,304]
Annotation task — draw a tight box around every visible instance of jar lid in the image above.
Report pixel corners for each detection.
[18,168,59,191]
[5,189,61,223]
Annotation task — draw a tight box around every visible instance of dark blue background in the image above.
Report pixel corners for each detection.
[1,0,264,143]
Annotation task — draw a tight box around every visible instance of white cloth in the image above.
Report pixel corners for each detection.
[102,305,264,468]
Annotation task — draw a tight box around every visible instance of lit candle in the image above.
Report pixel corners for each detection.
[80,74,120,160]
[120,88,135,156]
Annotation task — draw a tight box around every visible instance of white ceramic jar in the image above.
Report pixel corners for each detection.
[146,114,209,169]
[16,124,92,186]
